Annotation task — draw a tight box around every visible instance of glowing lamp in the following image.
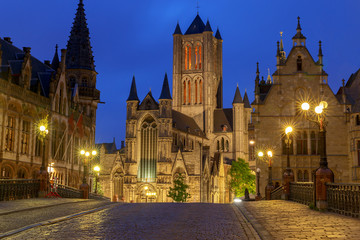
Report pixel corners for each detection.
[94,166,100,172]
[234,198,242,203]
[249,140,255,145]
[301,102,310,111]
[92,150,97,156]
[80,150,85,155]
[267,151,273,158]
[85,151,90,157]
[258,151,264,157]
[315,106,323,114]
[39,125,46,132]
[285,126,293,135]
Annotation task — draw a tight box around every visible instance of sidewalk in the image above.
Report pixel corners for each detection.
[237,200,360,240]
[0,198,91,215]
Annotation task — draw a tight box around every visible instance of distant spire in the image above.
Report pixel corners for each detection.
[318,40,323,57]
[279,32,286,60]
[127,76,139,101]
[173,22,182,35]
[267,68,272,84]
[232,85,242,104]
[292,16,306,40]
[243,91,251,108]
[215,27,222,40]
[255,62,260,94]
[196,1,200,15]
[204,20,213,32]
[260,76,265,85]
[276,41,280,57]
[51,44,60,70]
[297,16,302,31]
[159,73,172,99]
[66,0,95,70]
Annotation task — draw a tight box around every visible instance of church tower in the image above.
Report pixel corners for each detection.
[66,0,100,134]
[172,15,223,134]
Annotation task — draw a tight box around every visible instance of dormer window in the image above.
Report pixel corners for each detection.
[297,56,302,71]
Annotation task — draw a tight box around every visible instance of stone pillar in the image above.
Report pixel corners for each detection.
[282,169,294,200]
[80,183,89,199]
[265,166,274,200]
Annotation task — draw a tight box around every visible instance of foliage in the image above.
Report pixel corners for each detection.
[167,173,191,202]
[229,158,256,197]
[92,178,103,195]
[308,203,319,211]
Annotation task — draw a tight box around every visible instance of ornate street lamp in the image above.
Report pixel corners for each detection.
[93,165,100,194]
[258,150,274,200]
[36,116,49,197]
[255,168,262,200]
[79,148,97,199]
[301,101,334,209]
[282,126,295,200]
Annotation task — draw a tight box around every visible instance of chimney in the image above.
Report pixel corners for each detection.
[4,37,12,44]
[121,141,125,149]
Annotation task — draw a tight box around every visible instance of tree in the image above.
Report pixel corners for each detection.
[229,158,256,197]
[167,173,191,202]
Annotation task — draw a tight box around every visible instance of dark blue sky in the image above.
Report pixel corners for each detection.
[1,1,360,147]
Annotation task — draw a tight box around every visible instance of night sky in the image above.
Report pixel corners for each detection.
[1,1,360,147]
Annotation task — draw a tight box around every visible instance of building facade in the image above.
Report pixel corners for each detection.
[0,0,100,188]
[99,15,251,203]
[252,18,352,197]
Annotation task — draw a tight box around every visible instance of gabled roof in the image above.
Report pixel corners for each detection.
[172,110,206,137]
[66,0,95,71]
[185,14,206,35]
[159,73,172,99]
[213,108,233,132]
[0,38,55,97]
[95,141,117,154]
[138,91,159,110]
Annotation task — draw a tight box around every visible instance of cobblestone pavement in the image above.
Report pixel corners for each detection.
[1,199,113,234]
[238,200,360,240]
[9,203,260,240]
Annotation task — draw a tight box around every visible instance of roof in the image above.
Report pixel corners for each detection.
[243,92,251,108]
[95,141,117,154]
[66,0,95,70]
[51,44,60,70]
[0,38,55,97]
[204,20,213,32]
[172,110,206,137]
[138,91,159,110]
[185,14,206,35]
[232,86,242,104]
[127,76,139,101]
[336,69,360,112]
[173,22,182,35]
[213,108,233,132]
[215,28,222,40]
[159,73,172,99]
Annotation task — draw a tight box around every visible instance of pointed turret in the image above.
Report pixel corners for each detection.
[51,44,60,70]
[204,20,213,32]
[292,17,306,46]
[243,91,251,108]
[159,73,172,99]
[318,41,323,66]
[66,0,95,70]
[127,76,139,101]
[255,62,260,96]
[232,85,242,104]
[173,22,182,35]
[276,41,280,57]
[215,28,222,40]
[185,14,205,35]
[267,68,272,84]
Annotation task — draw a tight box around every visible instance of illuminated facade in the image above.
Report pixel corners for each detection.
[0,0,100,187]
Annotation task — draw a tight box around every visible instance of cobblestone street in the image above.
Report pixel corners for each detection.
[8,203,259,240]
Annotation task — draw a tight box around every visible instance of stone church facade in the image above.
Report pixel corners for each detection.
[99,15,251,203]
[0,0,100,187]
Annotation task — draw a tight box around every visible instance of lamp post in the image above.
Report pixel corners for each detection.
[301,101,334,209]
[37,116,49,197]
[93,165,100,194]
[258,150,274,200]
[79,148,97,199]
[255,168,262,200]
[282,126,294,200]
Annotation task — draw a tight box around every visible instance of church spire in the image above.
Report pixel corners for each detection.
[204,19,213,32]
[255,62,260,95]
[127,76,139,101]
[159,73,172,99]
[173,22,182,35]
[51,44,60,70]
[232,84,242,104]
[267,68,272,84]
[66,0,95,70]
[292,16,306,46]
[243,90,251,108]
[215,27,222,40]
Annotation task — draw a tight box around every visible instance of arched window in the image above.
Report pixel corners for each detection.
[183,81,186,104]
[138,116,157,182]
[297,170,303,182]
[199,80,203,104]
[297,56,302,71]
[303,170,309,182]
[17,168,26,179]
[185,45,191,70]
[195,80,198,104]
[303,131,308,154]
[188,80,191,104]
[5,116,15,152]
[297,131,307,155]
[221,138,225,151]
[217,140,220,152]
[225,140,229,152]
[1,166,12,179]
[311,131,317,155]
[195,44,202,70]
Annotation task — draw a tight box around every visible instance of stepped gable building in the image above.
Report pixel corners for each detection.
[0,0,100,187]
[252,17,350,197]
[99,14,251,203]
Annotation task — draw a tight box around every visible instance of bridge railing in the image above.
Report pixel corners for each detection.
[57,184,82,198]
[0,179,40,201]
[326,183,360,218]
[289,182,314,206]
[270,186,283,200]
